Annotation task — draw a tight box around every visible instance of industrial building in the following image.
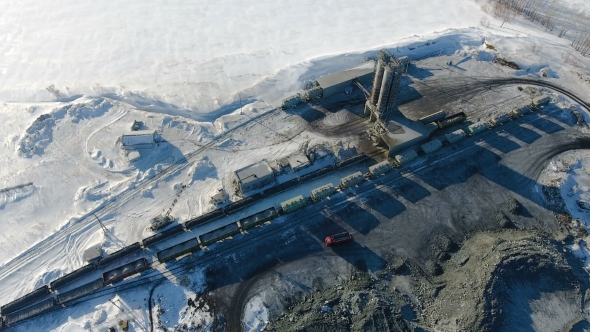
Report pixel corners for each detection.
[315,64,374,98]
[235,161,276,193]
[121,130,159,150]
[364,51,408,120]
[362,50,430,157]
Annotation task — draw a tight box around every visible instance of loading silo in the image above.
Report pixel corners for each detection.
[376,65,395,114]
[370,58,385,106]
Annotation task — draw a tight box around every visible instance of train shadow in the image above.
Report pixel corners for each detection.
[388,176,431,204]
[510,124,543,145]
[362,182,407,219]
[527,112,565,134]
[483,131,522,154]
[331,201,381,235]
[414,152,482,192]
[541,106,577,128]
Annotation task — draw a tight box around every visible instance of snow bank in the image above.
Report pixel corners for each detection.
[243,296,269,332]
[0,0,482,112]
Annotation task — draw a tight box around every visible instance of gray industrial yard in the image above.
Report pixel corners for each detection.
[4,0,590,331]
[2,45,590,332]
[147,53,590,331]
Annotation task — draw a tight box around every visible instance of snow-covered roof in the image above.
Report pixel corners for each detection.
[82,244,101,262]
[236,161,274,186]
[287,152,310,171]
[122,130,156,137]
[316,67,374,89]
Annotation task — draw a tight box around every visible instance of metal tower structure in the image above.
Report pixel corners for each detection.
[366,50,405,122]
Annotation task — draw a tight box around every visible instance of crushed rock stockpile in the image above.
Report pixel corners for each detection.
[266,268,413,332]
[264,230,589,332]
[419,230,589,332]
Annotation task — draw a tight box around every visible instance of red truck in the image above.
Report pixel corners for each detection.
[325,232,352,246]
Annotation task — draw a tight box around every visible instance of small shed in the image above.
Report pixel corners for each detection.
[235,161,276,193]
[83,244,102,262]
[121,130,159,150]
[210,189,228,206]
[287,152,311,173]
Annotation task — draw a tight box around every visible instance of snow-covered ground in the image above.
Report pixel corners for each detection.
[242,296,269,332]
[1,0,590,331]
[0,0,484,112]
[539,149,590,271]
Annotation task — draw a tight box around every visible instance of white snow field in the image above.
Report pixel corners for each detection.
[0,0,482,112]
[0,0,590,331]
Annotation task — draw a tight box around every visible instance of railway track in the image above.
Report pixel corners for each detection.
[38,102,590,328]
[0,106,282,280]
[2,77,590,329]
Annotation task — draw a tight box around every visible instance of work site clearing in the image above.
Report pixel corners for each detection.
[1,1,590,331]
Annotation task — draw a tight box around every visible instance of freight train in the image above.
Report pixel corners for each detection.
[0,94,554,328]
[0,258,149,327]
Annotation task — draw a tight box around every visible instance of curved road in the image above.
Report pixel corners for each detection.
[1,77,589,331]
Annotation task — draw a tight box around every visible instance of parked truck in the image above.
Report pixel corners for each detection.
[325,232,352,246]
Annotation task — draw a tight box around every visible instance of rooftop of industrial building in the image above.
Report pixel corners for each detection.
[236,161,274,185]
[378,114,430,153]
[122,129,157,136]
[315,63,374,89]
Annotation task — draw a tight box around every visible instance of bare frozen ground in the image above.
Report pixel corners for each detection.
[420,231,586,331]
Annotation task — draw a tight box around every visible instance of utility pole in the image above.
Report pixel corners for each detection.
[94,213,109,236]
[94,214,123,249]
[109,299,147,332]
[239,93,243,115]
